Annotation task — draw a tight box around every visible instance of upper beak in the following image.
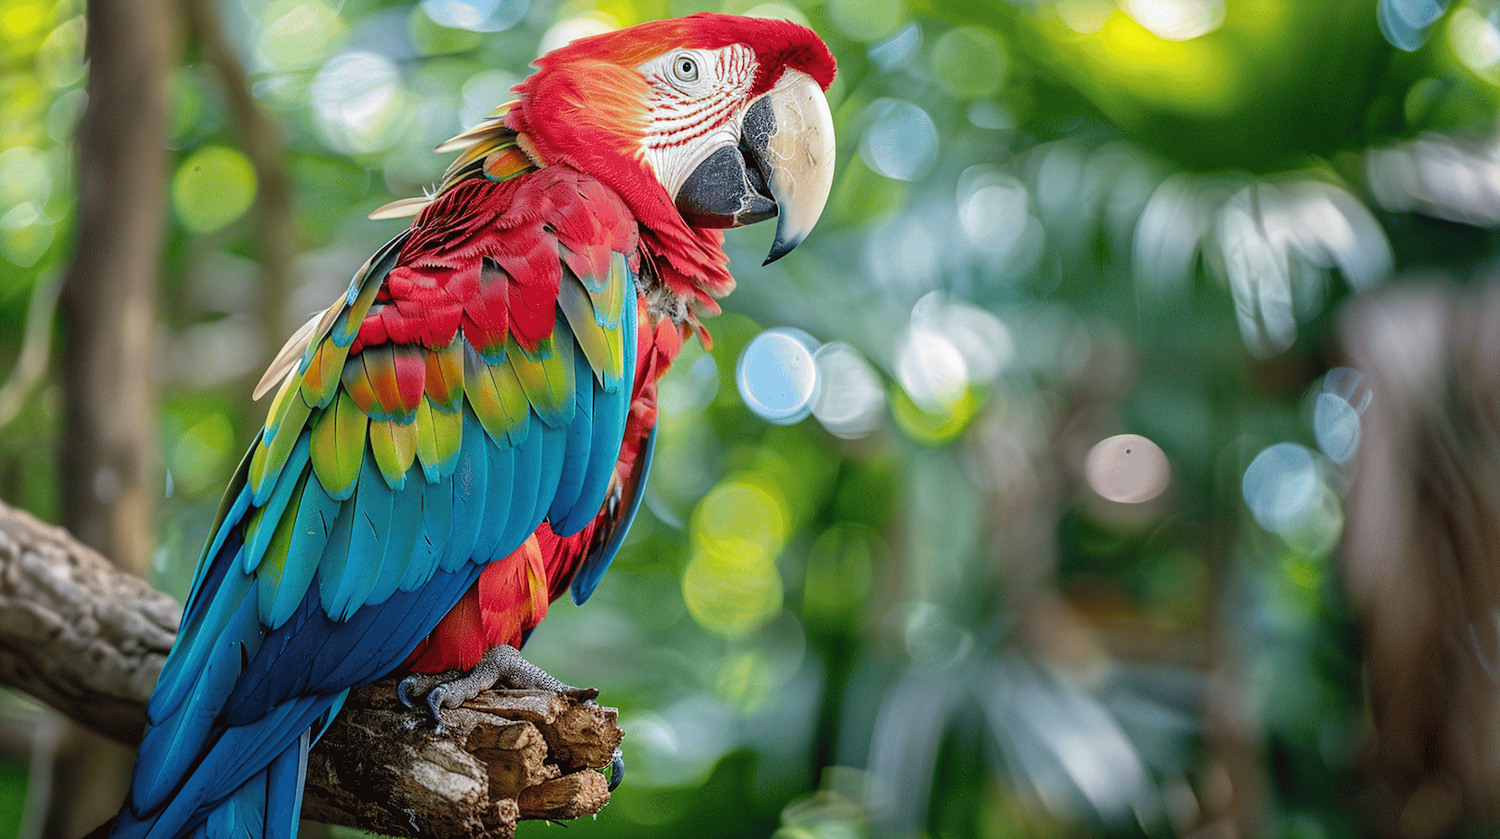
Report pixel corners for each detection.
[673,69,836,265]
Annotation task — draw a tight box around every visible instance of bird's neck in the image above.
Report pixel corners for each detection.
[432,107,733,346]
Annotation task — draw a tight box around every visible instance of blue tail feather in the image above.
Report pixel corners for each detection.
[572,426,655,605]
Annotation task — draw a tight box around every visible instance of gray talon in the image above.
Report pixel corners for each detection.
[397,676,422,709]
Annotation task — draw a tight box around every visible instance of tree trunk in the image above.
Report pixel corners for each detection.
[46,0,175,835]
[1340,281,1500,837]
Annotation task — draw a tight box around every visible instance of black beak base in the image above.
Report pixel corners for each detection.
[674,97,780,231]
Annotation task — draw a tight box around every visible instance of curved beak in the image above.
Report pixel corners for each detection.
[674,69,836,265]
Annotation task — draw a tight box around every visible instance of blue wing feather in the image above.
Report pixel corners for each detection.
[263,477,340,629]
[401,477,451,591]
[366,481,423,606]
[440,408,491,572]
[182,448,255,628]
[137,582,261,813]
[242,437,311,573]
[326,455,395,617]
[149,535,256,724]
[548,338,595,529]
[224,564,483,721]
[313,491,358,621]
[495,413,543,557]
[529,421,568,541]
[558,282,636,537]
[479,436,517,554]
[262,729,309,839]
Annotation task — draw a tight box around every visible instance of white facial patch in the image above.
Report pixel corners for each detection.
[637,44,758,199]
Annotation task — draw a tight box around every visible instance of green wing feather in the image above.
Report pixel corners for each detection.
[463,342,531,447]
[310,391,368,500]
[415,396,462,481]
[510,333,576,427]
[369,419,419,489]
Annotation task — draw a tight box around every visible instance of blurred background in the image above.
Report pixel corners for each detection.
[5,0,1500,837]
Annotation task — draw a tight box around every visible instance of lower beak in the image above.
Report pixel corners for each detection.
[674,70,836,265]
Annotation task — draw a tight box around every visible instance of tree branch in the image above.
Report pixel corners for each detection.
[0,498,623,839]
[179,0,301,340]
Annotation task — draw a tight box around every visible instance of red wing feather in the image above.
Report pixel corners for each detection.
[352,172,638,357]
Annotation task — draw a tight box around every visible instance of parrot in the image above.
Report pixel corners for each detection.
[105,13,836,839]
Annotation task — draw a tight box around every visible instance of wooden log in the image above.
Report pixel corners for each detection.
[0,498,624,839]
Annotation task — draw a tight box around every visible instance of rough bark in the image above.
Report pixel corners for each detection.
[0,503,175,743]
[305,686,619,839]
[0,498,623,839]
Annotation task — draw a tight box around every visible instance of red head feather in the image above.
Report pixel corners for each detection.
[504,14,837,310]
[529,13,836,96]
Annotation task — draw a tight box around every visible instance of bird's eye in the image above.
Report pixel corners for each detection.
[672,54,699,83]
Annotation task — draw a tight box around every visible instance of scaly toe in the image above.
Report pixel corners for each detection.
[398,673,444,709]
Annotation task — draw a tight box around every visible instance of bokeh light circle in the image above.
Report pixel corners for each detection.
[1314,368,1370,465]
[811,342,886,439]
[910,292,1014,383]
[684,475,790,638]
[1085,434,1171,503]
[1380,0,1447,52]
[311,52,404,154]
[738,328,820,424]
[859,99,938,182]
[868,23,921,69]
[829,0,906,42]
[744,3,811,26]
[257,0,344,72]
[959,180,1030,254]
[895,326,967,412]
[1313,394,1360,465]
[0,146,52,210]
[930,25,1007,98]
[172,145,257,234]
[1242,443,1321,534]
[539,14,618,54]
[421,0,527,32]
[460,70,520,130]
[1121,0,1226,40]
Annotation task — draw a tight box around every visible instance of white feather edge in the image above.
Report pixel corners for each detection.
[251,304,338,401]
[369,102,518,221]
[433,101,516,152]
[368,196,433,220]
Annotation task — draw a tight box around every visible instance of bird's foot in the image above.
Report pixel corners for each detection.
[398,644,598,723]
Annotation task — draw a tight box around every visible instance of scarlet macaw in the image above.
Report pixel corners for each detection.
[109,14,835,839]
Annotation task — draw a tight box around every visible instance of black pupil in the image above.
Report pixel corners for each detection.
[680,60,693,75]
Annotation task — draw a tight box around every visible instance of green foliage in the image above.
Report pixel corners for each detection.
[5,0,1500,836]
